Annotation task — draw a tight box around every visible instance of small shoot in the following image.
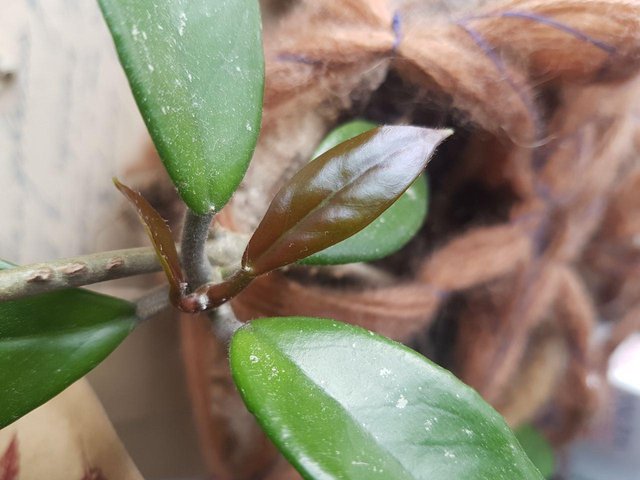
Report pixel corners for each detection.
[184,126,451,311]
[243,126,451,275]
[301,120,431,265]
[114,179,186,304]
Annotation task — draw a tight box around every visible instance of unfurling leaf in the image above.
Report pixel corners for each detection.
[0,260,136,428]
[230,317,542,480]
[301,120,430,265]
[99,0,264,214]
[114,179,185,302]
[243,126,451,275]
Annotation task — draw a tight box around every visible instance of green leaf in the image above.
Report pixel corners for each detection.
[98,0,264,214]
[515,426,555,478]
[243,126,450,275]
[312,120,381,158]
[0,261,136,428]
[301,120,429,265]
[230,317,542,480]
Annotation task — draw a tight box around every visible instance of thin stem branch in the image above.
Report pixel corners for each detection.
[179,208,243,341]
[135,282,241,340]
[0,231,249,302]
[204,266,243,341]
[135,285,171,321]
[0,247,159,301]
[209,303,243,343]
[180,209,215,289]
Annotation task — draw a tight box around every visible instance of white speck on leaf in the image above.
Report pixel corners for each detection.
[444,450,456,459]
[245,122,252,131]
[178,11,187,36]
[379,368,391,377]
[147,64,155,72]
[249,355,259,364]
[396,395,408,409]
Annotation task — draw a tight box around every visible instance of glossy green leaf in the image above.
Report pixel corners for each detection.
[302,120,429,265]
[312,120,381,158]
[243,126,451,275]
[0,261,136,428]
[230,317,542,480]
[515,426,555,478]
[99,0,264,214]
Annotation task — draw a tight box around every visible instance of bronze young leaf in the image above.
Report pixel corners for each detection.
[113,179,186,303]
[243,126,452,276]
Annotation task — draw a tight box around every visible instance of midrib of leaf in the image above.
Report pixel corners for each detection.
[240,325,416,479]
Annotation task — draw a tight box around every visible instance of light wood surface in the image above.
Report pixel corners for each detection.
[0,1,204,477]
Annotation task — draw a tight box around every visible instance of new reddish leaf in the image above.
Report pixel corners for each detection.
[113,179,185,302]
[243,126,451,275]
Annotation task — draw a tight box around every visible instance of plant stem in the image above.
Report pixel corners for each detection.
[179,209,243,341]
[0,231,249,302]
[135,285,171,320]
[209,303,243,343]
[181,209,215,289]
[0,247,159,301]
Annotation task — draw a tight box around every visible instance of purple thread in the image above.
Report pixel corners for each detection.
[500,11,617,54]
[276,52,321,66]
[457,22,544,141]
[392,11,402,51]
[462,10,617,55]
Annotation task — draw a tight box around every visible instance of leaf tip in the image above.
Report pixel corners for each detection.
[112,177,133,197]
[421,127,454,144]
[440,127,454,139]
